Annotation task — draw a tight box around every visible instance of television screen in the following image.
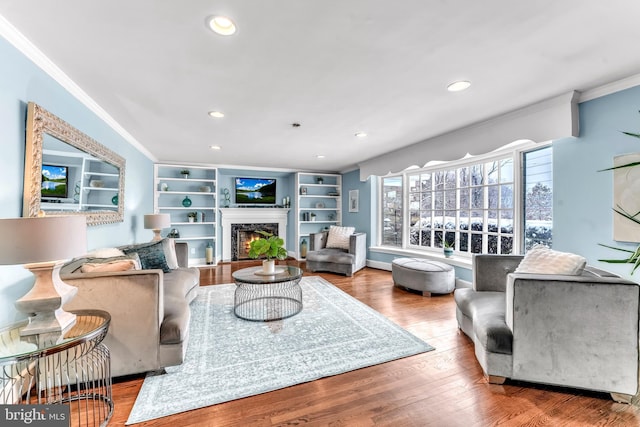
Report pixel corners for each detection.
[235,177,277,205]
[41,164,69,199]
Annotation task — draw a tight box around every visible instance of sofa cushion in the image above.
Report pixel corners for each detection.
[306,248,354,265]
[121,240,171,273]
[326,225,355,249]
[164,267,200,301]
[515,245,586,275]
[454,288,512,355]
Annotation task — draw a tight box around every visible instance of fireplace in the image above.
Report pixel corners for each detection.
[219,208,289,262]
[232,223,278,261]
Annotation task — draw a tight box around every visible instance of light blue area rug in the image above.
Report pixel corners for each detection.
[126,276,434,424]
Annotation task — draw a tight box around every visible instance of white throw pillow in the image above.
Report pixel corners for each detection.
[515,245,586,275]
[162,238,179,269]
[326,226,356,250]
[85,247,125,258]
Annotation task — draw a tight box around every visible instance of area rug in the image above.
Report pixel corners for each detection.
[126,276,434,424]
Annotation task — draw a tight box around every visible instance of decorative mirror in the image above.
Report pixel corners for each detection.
[22,102,125,226]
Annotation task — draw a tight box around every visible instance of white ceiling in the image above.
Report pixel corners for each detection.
[2,1,640,172]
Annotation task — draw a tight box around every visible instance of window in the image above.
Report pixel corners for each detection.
[523,146,553,251]
[408,156,514,255]
[381,176,403,247]
[378,143,552,256]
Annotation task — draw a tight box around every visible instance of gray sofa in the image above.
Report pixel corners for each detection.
[61,241,199,377]
[306,231,367,276]
[455,254,639,402]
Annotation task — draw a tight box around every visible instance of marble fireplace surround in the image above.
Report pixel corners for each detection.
[219,208,289,262]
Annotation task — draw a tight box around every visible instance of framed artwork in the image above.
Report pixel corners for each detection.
[349,190,359,213]
[300,186,307,195]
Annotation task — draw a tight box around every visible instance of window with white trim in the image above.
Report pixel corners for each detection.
[377,144,552,256]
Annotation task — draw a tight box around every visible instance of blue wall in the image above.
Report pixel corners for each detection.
[0,36,154,326]
[554,85,640,280]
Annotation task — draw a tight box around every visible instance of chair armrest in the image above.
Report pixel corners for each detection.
[309,232,328,250]
[62,269,164,376]
[349,233,367,270]
[174,241,189,268]
[348,233,367,254]
[505,272,640,395]
[472,254,523,292]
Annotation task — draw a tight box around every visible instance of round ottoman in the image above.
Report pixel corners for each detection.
[392,258,455,297]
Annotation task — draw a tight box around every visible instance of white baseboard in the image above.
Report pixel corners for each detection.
[366,260,392,271]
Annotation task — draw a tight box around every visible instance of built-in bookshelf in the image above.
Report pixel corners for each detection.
[153,164,217,266]
[294,172,342,259]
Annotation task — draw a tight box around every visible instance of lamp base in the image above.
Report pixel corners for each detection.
[15,261,78,336]
[151,229,163,242]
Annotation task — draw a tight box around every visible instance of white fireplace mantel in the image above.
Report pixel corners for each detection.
[219,208,289,261]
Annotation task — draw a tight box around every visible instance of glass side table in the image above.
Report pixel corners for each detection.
[0,309,113,426]
[232,266,303,321]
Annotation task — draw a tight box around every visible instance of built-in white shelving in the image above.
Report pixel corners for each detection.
[294,172,342,259]
[153,164,218,266]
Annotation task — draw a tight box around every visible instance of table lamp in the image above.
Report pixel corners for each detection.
[144,213,171,241]
[0,215,87,336]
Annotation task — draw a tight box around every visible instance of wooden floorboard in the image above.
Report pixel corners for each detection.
[110,262,640,426]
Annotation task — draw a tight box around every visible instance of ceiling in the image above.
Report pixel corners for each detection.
[2,1,640,173]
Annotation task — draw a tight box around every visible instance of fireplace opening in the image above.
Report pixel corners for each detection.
[231,223,278,261]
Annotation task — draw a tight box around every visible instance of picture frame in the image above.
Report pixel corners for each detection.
[349,190,359,213]
[300,186,307,195]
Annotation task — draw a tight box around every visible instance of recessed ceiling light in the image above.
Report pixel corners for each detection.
[447,80,471,92]
[316,155,325,159]
[208,111,225,118]
[207,16,236,36]
[209,145,221,150]
[355,132,367,138]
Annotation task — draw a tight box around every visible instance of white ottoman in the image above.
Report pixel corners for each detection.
[392,258,455,297]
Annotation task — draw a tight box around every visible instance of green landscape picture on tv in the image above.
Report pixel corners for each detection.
[235,177,276,205]
[41,164,68,198]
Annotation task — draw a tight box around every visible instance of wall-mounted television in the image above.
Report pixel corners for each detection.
[235,177,276,205]
[41,164,69,199]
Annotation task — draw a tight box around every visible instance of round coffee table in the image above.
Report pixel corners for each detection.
[232,265,303,321]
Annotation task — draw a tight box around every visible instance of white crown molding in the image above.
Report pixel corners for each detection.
[0,14,156,162]
[578,72,640,103]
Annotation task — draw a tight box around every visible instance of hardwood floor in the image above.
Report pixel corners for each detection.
[111,263,640,426]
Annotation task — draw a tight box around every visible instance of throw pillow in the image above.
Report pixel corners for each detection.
[122,241,171,273]
[80,259,138,273]
[162,238,180,269]
[515,245,587,275]
[84,247,126,258]
[325,226,356,250]
[61,253,141,274]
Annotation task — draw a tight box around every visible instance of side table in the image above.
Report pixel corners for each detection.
[0,309,113,426]
[232,266,303,321]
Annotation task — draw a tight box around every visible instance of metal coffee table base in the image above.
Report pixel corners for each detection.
[234,281,303,322]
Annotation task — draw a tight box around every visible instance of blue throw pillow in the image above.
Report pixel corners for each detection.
[122,241,171,273]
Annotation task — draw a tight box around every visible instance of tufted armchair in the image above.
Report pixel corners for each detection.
[305,229,366,276]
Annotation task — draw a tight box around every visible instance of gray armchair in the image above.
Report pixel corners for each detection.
[455,254,640,402]
[305,231,366,276]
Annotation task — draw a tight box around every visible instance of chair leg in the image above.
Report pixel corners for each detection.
[611,392,633,404]
[486,375,506,385]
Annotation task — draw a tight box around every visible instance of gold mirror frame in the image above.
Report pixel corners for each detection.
[22,102,125,226]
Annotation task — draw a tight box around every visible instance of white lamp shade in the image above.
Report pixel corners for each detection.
[0,216,87,265]
[144,214,171,230]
